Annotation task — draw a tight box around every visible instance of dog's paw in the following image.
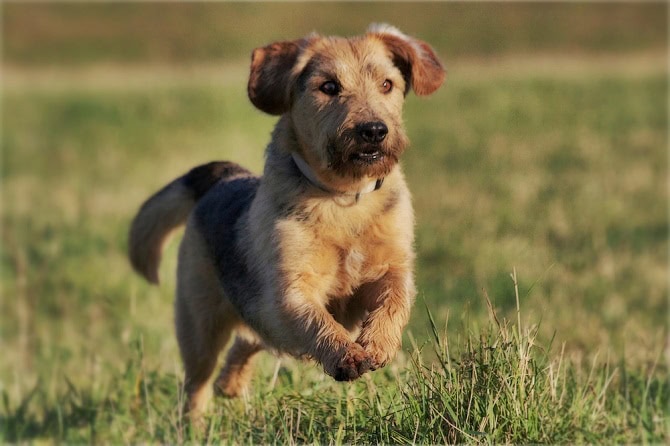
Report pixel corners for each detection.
[331,343,373,381]
[357,337,398,371]
[213,380,241,399]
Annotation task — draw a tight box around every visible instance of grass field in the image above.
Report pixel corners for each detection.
[1,3,668,443]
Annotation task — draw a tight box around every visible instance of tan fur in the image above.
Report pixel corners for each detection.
[129,181,195,284]
[128,24,444,419]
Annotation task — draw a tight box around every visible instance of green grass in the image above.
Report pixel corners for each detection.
[2,287,666,443]
[2,59,667,443]
[3,3,667,65]
[1,4,669,442]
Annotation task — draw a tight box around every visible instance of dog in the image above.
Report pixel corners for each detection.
[129,24,445,417]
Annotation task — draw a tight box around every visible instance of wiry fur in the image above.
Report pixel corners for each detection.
[128,24,445,419]
[128,181,194,284]
[129,161,253,284]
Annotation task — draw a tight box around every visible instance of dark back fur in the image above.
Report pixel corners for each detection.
[193,177,262,318]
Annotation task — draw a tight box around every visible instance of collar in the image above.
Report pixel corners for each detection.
[291,152,383,202]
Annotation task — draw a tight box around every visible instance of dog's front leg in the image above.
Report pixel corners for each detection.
[356,269,416,370]
[275,292,374,381]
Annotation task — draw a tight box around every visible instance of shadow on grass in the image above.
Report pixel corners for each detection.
[2,380,99,442]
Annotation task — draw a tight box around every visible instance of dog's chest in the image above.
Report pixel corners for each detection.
[329,240,389,297]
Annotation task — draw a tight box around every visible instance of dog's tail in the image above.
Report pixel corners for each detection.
[129,161,252,284]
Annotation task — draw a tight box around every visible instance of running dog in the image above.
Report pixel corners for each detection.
[129,23,445,416]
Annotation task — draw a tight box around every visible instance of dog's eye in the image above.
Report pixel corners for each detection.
[319,81,340,96]
[382,79,393,94]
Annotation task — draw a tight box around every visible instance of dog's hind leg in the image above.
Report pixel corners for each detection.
[176,221,239,418]
[214,332,263,398]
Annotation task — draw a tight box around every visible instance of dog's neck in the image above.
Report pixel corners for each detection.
[291,152,383,202]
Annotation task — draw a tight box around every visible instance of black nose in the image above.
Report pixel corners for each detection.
[357,121,388,144]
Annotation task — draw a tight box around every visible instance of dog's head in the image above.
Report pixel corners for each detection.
[248,24,445,183]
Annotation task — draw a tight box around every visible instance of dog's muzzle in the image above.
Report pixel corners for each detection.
[352,121,388,165]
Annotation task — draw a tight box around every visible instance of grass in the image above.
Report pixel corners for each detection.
[2,276,666,443]
[3,3,667,65]
[1,3,668,443]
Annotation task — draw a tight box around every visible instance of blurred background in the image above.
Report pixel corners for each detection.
[1,1,667,434]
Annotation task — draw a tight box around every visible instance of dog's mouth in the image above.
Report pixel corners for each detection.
[327,135,405,180]
[350,148,384,165]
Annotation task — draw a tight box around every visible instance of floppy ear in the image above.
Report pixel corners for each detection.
[368,24,445,96]
[247,39,307,115]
